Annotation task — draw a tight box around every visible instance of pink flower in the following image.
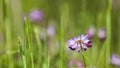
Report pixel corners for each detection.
[111,54,120,67]
[29,9,43,22]
[47,25,55,37]
[98,28,106,41]
[67,34,92,52]
[87,26,96,38]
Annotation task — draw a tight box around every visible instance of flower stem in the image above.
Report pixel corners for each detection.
[81,52,86,68]
[4,0,13,68]
[22,55,27,68]
[59,2,69,68]
[106,0,111,67]
[24,17,34,68]
[33,26,42,67]
[18,37,27,68]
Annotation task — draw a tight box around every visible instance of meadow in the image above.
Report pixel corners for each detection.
[0,0,120,68]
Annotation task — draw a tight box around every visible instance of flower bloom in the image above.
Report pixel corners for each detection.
[98,28,106,41]
[87,26,96,38]
[47,25,55,37]
[67,34,92,52]
[29,9,43,22]
[111,54,120,66]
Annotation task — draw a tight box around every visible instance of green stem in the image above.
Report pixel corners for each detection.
[24,17,34,68]
[81,52,86,68]
[106,0,111,67]
[18,37,27,68]
[22,55,27,68]
[59,3,69,68]
[33,26,42,67]
[44,33,47,68]
[4,0,13,68]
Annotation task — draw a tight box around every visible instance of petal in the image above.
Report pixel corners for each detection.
[75,46,81,52]
[83,39,90,44]
[68,44,78,51]
[69,47,76,50]
[86,41,92,48]
[67,38,76,45]
[81,35,89,41]
[81,43,87,51]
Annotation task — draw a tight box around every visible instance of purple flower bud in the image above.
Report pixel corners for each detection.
[98,28,106,41]
[47,25,55,37]
[87,26,96,38]
[67,34,92,52]
[111,54,120,66]
[29,9,43,22]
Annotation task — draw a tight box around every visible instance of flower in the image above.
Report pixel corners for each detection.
[67,34,92,52]
[29,9,43,22]
[47,25,55,37]
[87,26,96,38]
[98,28,106,41]
[111,54,120,66]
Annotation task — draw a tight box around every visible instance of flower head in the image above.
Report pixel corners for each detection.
[47,25,55,37]
[111,54,120,66]
[98,28,106,41]
[67,34,92,52]
[87,26,96,38]
[29,9,43,22]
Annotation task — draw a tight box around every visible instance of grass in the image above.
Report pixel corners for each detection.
[0,0,119,68]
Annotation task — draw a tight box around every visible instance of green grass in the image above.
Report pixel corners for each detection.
[0,0,119,68]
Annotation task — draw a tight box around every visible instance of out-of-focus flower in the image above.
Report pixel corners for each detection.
[47,25,55,37]
[111,54,120,66]
[68,59,84,68]
[87,26,96,38]
[67,34,92,52]
[98,28,106,41]
[29,9,43,22]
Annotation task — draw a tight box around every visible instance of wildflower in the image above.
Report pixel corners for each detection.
[98,28,106,41]
[47,25,55,37]
[67,34,92,52]
[87,26,96,38]
[29,9,43,22]
[111,54,120,66]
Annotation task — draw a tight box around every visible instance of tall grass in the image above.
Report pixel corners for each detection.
[106,0,112,68]
[24,17,34,68]
[0,0,119,68]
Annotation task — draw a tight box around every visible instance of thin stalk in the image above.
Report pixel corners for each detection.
[18,37,26,68]
[4,0,13,68]
[106,0,111,68]
[97,42,106,68]
[59,3,69,68]
[48,56,50,68]
[41,32,47,68]
[44,33,47,68]
[81,52,86,68]
[22,55,27,68]
[33,26,42,67]
[24,17,34,68]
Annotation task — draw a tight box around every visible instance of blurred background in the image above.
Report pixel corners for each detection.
[0,0,120,68]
